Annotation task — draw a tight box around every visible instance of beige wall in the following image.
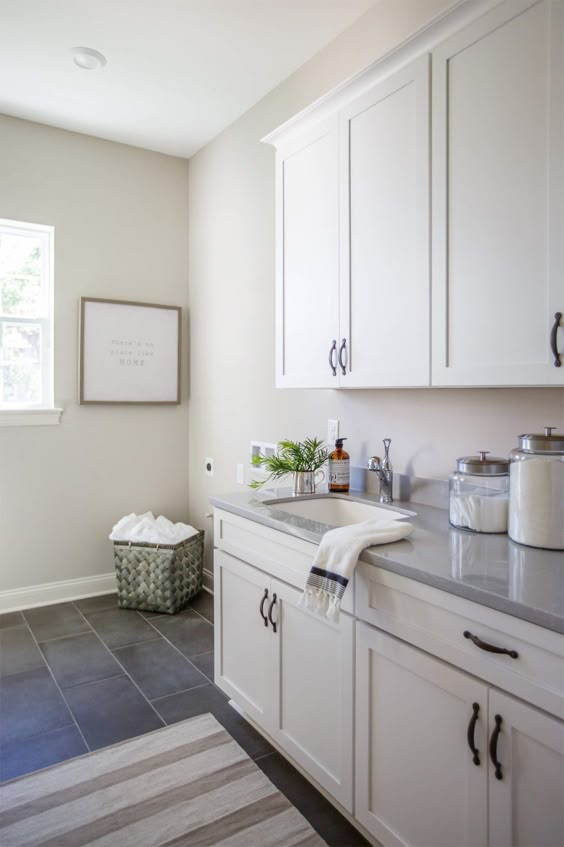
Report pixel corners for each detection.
[187,0,564,547]
[0,115,190,593]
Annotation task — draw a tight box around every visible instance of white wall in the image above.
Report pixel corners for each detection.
[187,0,564,549]
[0,115,190,595]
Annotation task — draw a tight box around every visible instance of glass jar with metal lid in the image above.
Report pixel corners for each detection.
[508,427,564,550]
[449,452,509,534]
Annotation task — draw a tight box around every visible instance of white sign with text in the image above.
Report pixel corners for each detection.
[80,299,180,403]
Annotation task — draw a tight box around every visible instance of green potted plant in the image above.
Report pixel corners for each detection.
[250,438,328,495]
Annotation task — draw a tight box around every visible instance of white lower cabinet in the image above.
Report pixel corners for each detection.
[214,550,275,730]
[271,579,354,810]
[355,621,564,847]
[214,518,563,846]
[488,690,564,847]
[355,622,488,847]
[214,548,354,812]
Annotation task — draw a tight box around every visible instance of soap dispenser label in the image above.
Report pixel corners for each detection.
[329,460,350,485]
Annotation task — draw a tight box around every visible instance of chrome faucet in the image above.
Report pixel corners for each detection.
[368,438,394,504]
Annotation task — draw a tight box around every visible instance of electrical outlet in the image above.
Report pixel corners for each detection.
[205,457,214,477]
[236,463,245,485]
[327,419,340,446]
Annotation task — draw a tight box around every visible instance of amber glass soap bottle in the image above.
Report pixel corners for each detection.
[328,437,350,493]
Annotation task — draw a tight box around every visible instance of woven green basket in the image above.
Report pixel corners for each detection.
[114,530,204,615]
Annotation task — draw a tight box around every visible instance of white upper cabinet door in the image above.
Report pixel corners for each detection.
[339,55,430,387]
[432,0,564,386]
[275,119,340,388]
[355,623,488,847]
[270,579,354,811]
[488,689,564,847]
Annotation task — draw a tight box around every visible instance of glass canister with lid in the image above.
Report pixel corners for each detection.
[508,427,564,550]
[449,452,509,534]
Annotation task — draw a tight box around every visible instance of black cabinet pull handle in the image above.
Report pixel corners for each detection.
[328,340,337,376]
[463,630,518,659]
[259,589,269,627]
[338,338,347,375]
[550,312,562,367]
[267,593,278,633]
[467,702,481,766]
[489,714,503,780]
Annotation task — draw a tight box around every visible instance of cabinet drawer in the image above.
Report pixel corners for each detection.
[356,562,563,718]
[214,509,354,615]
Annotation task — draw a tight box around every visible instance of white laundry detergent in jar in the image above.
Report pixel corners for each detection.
[508,428,564,550]
[449,452,509,534]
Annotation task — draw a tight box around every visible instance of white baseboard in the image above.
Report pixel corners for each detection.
[0,573,116,614]
[202,567,214,592]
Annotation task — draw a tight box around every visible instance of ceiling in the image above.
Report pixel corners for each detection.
[0,0,376,158]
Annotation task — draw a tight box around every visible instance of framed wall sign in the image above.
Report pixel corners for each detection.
[79,297,181,404]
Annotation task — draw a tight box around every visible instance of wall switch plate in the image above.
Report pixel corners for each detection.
[249,441,278,480]
[205,457,214,477]
[327,419,340,446]
[236,463,245,485]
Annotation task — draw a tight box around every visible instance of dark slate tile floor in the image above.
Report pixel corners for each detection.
[0,591,367,846]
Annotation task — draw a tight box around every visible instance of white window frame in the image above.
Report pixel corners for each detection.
[0,218,61,425]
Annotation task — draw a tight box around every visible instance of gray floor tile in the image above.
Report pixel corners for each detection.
[153,683,272,760]
[113,639,208,700]
[41,633,123,689]
[0,667,73,742]
[74,594,118,614]
[0,626,45,678]
[190,650,214,682]
[24,603,90,642]
[64,675,164,749]
[188,590,214,623]
[84,607,161,650]
[257,753,370,847]
[0,611,25,630]
[0,725,87,782]
[150,610,214,657]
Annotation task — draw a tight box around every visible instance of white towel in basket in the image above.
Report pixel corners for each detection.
[110,512,198,545]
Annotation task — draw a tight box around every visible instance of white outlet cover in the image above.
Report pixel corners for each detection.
[327,419,340,445]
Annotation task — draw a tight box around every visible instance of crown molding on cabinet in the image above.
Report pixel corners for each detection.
[262,0,504,147]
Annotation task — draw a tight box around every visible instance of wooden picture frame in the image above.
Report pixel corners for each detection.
[79,297,181,405]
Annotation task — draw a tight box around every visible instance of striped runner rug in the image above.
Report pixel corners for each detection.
[0,713,327,846]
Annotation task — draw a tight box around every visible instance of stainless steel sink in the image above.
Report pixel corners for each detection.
[262,495,415,527]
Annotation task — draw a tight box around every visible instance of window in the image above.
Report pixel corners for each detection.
[0,219,54,410]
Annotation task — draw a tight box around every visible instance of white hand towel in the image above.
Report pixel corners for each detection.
[300,519,414,620]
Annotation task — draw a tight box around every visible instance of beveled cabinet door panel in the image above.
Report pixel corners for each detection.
[275,118,340,388]
[432,0,564,386]
[355,623,488,847]
[339,55,430,387]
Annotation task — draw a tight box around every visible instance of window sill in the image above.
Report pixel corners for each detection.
[0,408,63,427]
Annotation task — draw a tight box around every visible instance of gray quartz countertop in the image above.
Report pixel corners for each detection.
[209,489,564,634]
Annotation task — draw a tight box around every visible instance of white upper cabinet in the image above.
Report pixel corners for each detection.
[266,0,563,388]
[275,118,340,388]
[339,55,430,387]
[432,0,564,386]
